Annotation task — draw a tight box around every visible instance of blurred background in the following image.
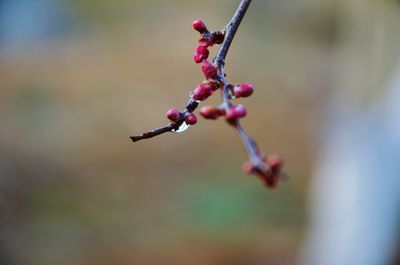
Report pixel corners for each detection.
[0,0,399,264]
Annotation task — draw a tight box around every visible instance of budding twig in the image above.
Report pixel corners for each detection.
[130,0,285,188]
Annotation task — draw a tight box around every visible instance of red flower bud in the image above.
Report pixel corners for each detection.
[198,35,213,47]
[262,174,280,188]
[193,20,207,34]
[234,83,254,98]
[262,155,285,188]
[192,83,213,101]
[242,162,255,174]
[194,46,209,63]
[268,155,284,175]
[185,113,198,125]
[166,108,180,122]
[242,160,280,189]
[202,60,218,79]
[202,81,219,91]
[225,104,247,123]
[234,104,247,117]
[199,105,224,120]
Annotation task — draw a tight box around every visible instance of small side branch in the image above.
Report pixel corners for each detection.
[130,99,198,142]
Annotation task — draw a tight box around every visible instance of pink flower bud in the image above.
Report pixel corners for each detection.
[234,104,247,117]
[199,105,224,120]
[233,83,254,98]
[268,155,284,175]
[263,173,280,189]
[192,83,213,101]
[166,108,180,122]
[185,113,198,125]
[225,104,247,123]
[192,20,207,33]
[193,46,209,63]
[242,160,280,189]
[202,81,219,91]
[198,35,213,47]
[202,60,218,79]
[242,162,255,174]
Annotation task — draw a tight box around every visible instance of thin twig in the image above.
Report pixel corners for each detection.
[130,99,198,142]
[213,0,270,174]
[214,0,252,66]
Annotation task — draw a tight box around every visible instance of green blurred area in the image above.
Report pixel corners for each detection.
[0,0,333,264]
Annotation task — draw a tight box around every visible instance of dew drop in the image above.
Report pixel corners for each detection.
[172,122,190,133]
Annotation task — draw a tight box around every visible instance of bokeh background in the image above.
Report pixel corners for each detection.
[0,1,399,265]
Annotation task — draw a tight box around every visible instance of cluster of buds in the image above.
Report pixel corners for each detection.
[162,20,226,130]
[134,12,285,189]
[198,104,247,123]
[166,108,197,125]
[243,155,284,188]
[193,20,225,63]
[192,19,284,187]
[193,49,254,125]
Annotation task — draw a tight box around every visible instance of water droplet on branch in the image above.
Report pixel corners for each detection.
[172,122,190,133]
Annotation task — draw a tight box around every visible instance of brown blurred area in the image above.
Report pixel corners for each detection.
[0,0,338,264]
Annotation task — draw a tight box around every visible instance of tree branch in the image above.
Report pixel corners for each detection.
[130,0,286,188]
[130,0,252,143]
